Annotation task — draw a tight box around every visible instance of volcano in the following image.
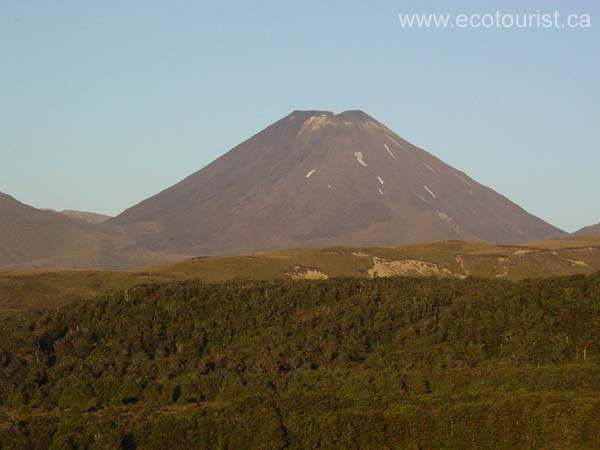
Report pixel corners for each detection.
[111,110,565,255]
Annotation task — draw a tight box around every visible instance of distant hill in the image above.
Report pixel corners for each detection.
[0,192,183,270]
[0,192,108,268]
[112,110,565,255]
[59,209,112,224]
[42,208,112,224]
[2,235,599,313]
[573,223,600,236]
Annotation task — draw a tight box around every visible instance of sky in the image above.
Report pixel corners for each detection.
[0,0,598,232]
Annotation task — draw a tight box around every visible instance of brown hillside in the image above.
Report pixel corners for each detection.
[112,110,565,255]
[573,223,600,237]
[0,193,184,270]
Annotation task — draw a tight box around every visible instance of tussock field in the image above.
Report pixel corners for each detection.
[2,235,600,313]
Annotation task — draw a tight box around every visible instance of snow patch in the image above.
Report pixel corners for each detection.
[436,211,452,223]
[384,144,396,159]
[327,184,333,189]
[354,152,368,167]
[378,188,384,196]
[425,164,436,173]
[377,176,384,185]
[437,211,460,231]
[386,135,403,147]
[305,169,317,179]
[424,185,437,198]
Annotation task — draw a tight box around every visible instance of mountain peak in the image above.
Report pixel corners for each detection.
[289,110,333,120]
[289,110,373,121]
[334,110,374,121]
[113,110,565,255]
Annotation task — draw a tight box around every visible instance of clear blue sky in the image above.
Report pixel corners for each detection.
[1,0,598,231]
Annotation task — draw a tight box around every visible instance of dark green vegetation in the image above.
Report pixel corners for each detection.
[1,274,600,449]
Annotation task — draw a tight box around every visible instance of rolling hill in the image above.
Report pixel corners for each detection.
[2,235,599,314]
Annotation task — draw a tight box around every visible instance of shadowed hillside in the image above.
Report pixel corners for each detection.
[0,193,186,271]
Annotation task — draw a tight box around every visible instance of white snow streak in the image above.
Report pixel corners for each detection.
[354,152,368,167]
[424,185,437,199]
[305,169,317,178]
[386,135,403,147]
[377,176,384,185]
[384,144,396,159]
[379,188,384,196]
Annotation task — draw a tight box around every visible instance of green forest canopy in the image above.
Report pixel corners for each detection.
[1,274,600,449]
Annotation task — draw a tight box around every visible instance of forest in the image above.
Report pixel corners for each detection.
[1,274,600,449]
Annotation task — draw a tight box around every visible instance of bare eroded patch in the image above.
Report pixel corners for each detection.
[495,257,510,278]
[298,116,332,135]
[367,257,462,278]
[286,266,329,280]
[567,258,589,267]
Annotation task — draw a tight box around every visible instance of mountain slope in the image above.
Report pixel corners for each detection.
[573,223,600,236]
[0,193,102,267]
[0,192,182,270]
[113,110,565,255]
